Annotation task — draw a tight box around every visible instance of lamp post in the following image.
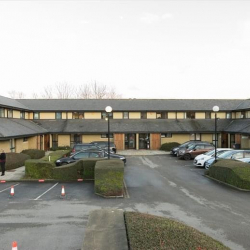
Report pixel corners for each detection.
[105,106,112,159]
[213,105,219,162]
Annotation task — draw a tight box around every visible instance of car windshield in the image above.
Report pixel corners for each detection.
[204,149,215,156]
[187,144,195,150]
[218,150,237,159]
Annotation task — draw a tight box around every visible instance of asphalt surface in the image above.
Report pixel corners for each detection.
[0,154,250,250]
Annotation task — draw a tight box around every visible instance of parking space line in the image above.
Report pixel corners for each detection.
[0,183,20,193]
[34,182,59,200]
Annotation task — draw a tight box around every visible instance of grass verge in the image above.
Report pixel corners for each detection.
[124,212,229,250]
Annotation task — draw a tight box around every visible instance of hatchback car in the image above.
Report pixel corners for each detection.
[193,148,232,167]
[56,149,126,166]
[178,142,214,160]
[204,150,250,169]
[170,140,200,156]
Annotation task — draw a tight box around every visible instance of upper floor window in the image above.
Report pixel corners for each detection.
[226,112,232,119]
[7,109,13,118]
[34,112,40,119]
[157,112,168,119]
[73,112,84,119]
[141,112,147,119]
[20,111,25,119]
[0,108,4,118]
[205,112,211,119]
[55,112,62,119]
[123,112,129,119]
[186,112,195,119]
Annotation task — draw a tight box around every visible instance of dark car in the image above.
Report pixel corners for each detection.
[91,141,117,153]
[170,140,201,156]
[70,143,99,155]
[178,142,214,160]
[56,148,126,166]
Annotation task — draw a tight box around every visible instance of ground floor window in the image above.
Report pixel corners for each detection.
[52,134,58,149]
[190,133,201,140]
[70,134,82,147]
[101,134,113,138]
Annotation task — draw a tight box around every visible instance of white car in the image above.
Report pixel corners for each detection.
[193,148,232,167]
[237,158,250,164]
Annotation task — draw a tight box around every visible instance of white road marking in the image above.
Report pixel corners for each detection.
[0,183,20,193]
[34,182,59,200]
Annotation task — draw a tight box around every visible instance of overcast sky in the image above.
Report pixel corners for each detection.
[0,0,250,99]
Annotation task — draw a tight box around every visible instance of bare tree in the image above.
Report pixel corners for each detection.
[55,82,75,99]
[106,86,122,99]
[8,91,26,99]
[42,85,54,99]
[32,93,39,99]
[77,84,92,99]
[91,81,107,99]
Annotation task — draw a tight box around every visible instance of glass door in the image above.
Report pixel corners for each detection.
[125,134,136,149]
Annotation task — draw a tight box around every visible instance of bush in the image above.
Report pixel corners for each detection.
[207,159,250,190]
[160,142,180,151]
[25,159,54,179]
[21,149,45,159]
[5,153,31,170]
[95,160,124,197]
[125,212,229,250]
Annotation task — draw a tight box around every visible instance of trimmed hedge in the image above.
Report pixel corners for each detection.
[21,149,45,159]
[160,142,180,151]
[5,153,31,170]
[95,160,124,197]
[25,159,54,179]
[53,159,103,180]
[125,212,229,249]
[207,159,250,190]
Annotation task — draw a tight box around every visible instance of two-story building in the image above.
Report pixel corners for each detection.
[0,95,250,152]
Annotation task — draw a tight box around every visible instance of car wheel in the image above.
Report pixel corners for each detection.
[183,154,191,160]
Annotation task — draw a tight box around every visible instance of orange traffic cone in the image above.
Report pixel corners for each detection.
[10,186,15,197]
[61,185,66,198]
[12,241,18,250]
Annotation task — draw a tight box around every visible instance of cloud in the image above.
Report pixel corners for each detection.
[140,12,173,24]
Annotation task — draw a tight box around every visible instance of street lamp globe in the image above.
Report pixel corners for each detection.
[213,106,219,112]
[105,106,112,113]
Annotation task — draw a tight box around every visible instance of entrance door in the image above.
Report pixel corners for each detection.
[125,134,136,149]
[139,134,150,149]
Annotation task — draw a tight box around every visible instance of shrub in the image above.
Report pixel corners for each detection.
[5,153,31,170]
[207,159,250,190]
[95,160,124,197]
[125,212,229,250]
[21,149,45,159]
[160,142,180,151]
[25,159,54,179]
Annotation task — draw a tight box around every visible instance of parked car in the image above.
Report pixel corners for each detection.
[56,148,126,166]
[237,158,250,164]
[170,140,200,156]
[204,150,250,169]
[91,141,117,153]
[193,148,232,167]
[178,142,214,160]
[70,143,99,155]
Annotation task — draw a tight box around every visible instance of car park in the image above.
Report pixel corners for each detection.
[70,143,99,155]
[178,142,214,160]
[193,148,232,167]
[91,141,117,153]
[56,148,126,166]
[204,150,250,169]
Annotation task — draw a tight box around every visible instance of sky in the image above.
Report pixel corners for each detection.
[0,0,250,99]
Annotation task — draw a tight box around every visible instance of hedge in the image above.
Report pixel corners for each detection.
[207,159,250,190]
[95,159,124,197]
[25,159,54,179]
[5,153,31,170]
[21,149,45,159]
[160,142,180,151]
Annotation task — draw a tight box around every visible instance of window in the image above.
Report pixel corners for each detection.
[101,134,113,138]
[141,112,147,119]
[52,134,58,148]
[20,111,25,119]
[241,112,245,119]
[156,112,168,119]
[190,133,201,140]
[34,112,40,119]
[186,112,195,119]
[74,152,89,159]
[7,109,13,118]
[161,133,172,138]
[226,112,232,119]
[73,112,84,119]
[55,112,62,119]
[23,137,28,142]
[101,112,106,119]
[205,112,211,119]
[70,134,82,147]
[0,108,4,117]
[123,112,129,119]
